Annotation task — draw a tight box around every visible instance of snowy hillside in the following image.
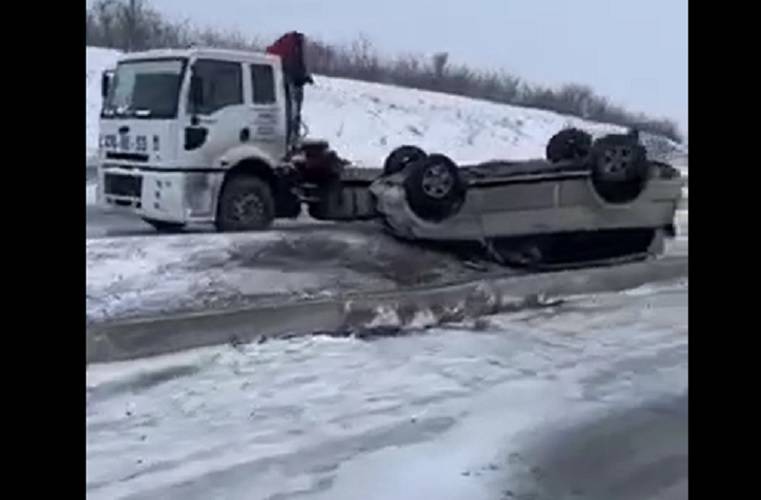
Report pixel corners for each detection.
[86,47,684,166]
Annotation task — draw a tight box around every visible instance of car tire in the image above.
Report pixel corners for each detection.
[402,153,466,221]
[546,128,593,163]
[383,145,427,176]
[589,134,649,203]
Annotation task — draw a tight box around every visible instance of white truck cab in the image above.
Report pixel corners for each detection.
[97,47,302,231]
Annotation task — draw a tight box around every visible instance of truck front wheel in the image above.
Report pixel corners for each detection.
[215,175,276,231]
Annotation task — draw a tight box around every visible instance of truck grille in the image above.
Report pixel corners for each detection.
[104,173,142,198]
[105,152,149,162]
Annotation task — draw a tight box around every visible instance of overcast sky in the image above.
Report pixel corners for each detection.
[90,0,688,135]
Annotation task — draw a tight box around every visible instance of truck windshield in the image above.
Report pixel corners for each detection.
[102,58,186,119]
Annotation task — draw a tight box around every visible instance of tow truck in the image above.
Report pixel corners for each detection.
[97,32,683,266]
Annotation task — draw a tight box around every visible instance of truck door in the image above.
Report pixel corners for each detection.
[183,59,246,166]
[247,63,287,159]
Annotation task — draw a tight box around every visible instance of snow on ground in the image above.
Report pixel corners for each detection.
[304,75,624,165]
[85,227,506,322]
[86,279,687,500]
[85,230,355,321]
[86,203,689,322]
[85,47,684,167]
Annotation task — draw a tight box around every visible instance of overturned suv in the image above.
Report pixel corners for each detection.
[369,128,684,267]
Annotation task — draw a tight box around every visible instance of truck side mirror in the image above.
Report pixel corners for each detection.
[101,70,114,99]
[189,75,204,112]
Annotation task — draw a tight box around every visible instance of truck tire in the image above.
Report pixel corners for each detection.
[590,134,649,203]
[403,153,466,222]
[215,175,275,231]
[383,145,427,176]
[546,128,592,163]
[142,218,186,233]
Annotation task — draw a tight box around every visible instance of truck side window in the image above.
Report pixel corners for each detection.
[192,59,243,114]
[250,64,276,104]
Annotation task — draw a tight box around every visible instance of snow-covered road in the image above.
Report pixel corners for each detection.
[86,279,687,500]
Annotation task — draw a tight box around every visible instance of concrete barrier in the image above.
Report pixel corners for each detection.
[86,256,688,365]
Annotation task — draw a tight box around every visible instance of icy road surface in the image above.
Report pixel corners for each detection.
[87,279,687,500]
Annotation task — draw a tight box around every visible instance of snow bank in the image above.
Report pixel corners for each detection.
[85,228,505,322]
[304,75,623,165]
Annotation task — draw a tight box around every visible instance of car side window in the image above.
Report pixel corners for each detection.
[191,59,243,114]
[250,64,276,104]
